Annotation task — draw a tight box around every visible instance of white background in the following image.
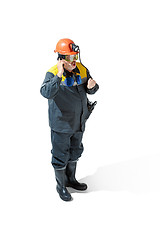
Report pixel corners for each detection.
[0,0,160,239]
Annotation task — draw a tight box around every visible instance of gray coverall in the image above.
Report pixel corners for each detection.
[40,65,99,169]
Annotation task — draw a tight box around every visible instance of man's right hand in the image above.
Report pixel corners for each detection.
[57,59,65,78]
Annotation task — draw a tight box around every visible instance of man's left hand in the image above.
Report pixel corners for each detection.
[87,78,97,89]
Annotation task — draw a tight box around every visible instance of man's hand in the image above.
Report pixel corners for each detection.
[87,78,97,89]
[57,59,65,78]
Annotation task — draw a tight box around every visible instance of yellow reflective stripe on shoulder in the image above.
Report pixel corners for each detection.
[48,64,58,75]
[76,62,87,78]
[47,64,65,82]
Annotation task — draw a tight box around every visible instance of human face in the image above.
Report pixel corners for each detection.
[63,54,78,71]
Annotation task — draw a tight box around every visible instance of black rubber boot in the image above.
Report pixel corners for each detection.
[54,168,72,201]
[66,162,87,191]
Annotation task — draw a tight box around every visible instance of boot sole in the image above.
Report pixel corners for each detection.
[66,184,87,191]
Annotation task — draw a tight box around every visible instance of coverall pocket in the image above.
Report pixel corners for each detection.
[86,101,97,120]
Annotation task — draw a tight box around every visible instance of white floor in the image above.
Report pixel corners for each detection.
[1,150,160,240]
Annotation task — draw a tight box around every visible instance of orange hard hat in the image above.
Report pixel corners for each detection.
[54,38,79,55]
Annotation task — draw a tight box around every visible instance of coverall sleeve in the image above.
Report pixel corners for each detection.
[86,83,99,94]
[40,72,62,99]
[86,69,99,94]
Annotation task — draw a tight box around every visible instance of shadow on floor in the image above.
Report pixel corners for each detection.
[69,155,160,194]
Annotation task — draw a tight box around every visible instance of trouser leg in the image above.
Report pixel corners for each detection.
[50,130,87,197]
[51,130,72,201]
[69,132,84,162]
[66,132,87,190]
[51,130,71,169]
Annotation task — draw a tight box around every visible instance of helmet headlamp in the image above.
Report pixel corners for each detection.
[71,43,79,52]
